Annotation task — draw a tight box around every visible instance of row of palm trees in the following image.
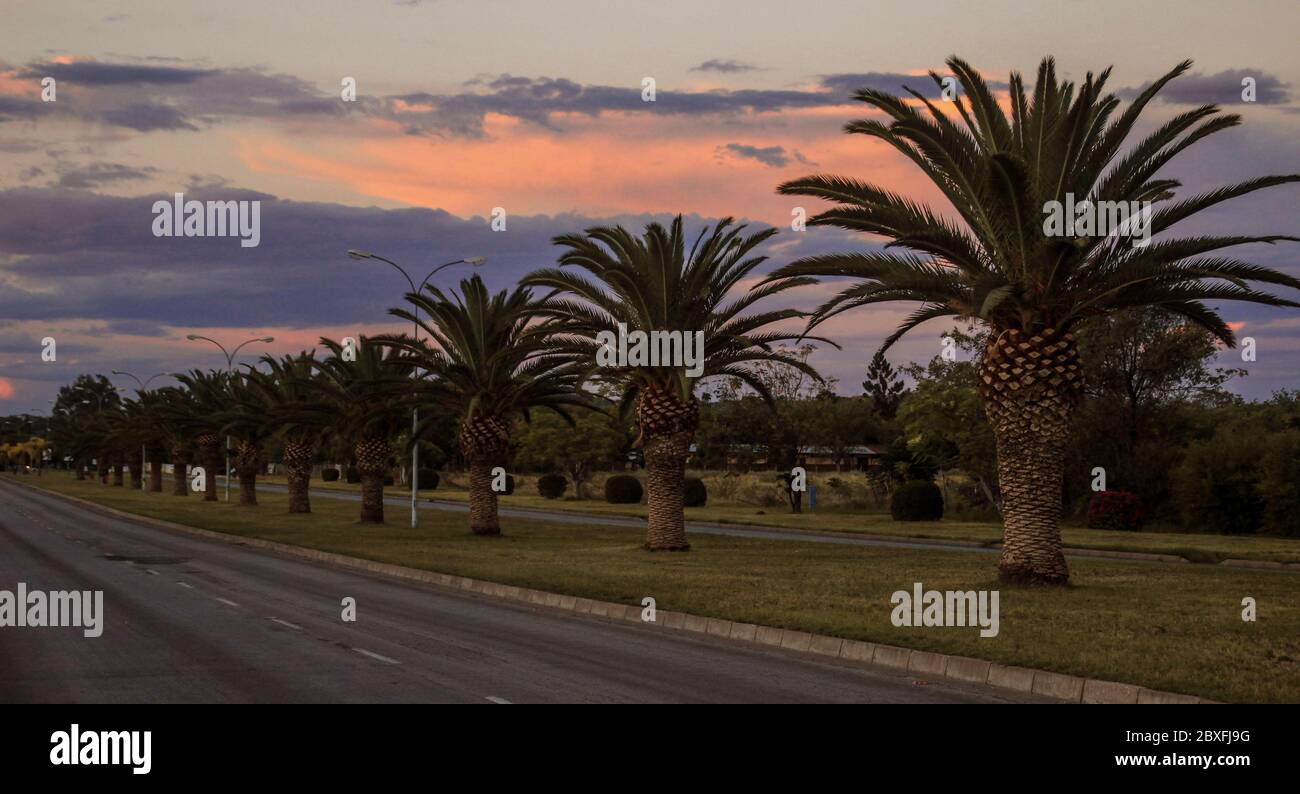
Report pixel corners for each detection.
[44,57,1300,585]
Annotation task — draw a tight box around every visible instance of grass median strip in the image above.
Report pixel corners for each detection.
[9,474,1300,703]
[260,473,1300,565]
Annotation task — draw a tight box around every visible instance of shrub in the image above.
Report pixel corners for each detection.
[1259,430,1300,537]
[492,473,515,495]
[321,468,340,482]
[890,480,944,521]
[417,469,439,490]
[684,476,707,507]
[604,474,643,504]
[345,467,360,484]
[537,473,568,499]
[1173,429,1265,534]
[1086,490,1144,531]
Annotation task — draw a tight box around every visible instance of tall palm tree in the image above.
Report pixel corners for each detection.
[523,216,826,550]
[765,57,1300,585]
[173,370,231,502]
[316,336,415,523]
[382,275,593,536]
[252,353,335,514]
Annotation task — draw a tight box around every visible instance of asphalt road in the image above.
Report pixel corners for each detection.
[0,479,1033,703]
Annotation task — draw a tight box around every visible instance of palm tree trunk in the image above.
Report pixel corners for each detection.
[282,438,314,514]
[75,459,86,481]
[128,450,143,490]
[978,328,1081,586]
[171,446,190,496]
[359,471,384,523]
[643,430,692,551]
[235,440,260,507]
[112,463,124,487]
[149,459,164,492]
[198,434,221,502]
[467,455,500,535]
[988,416,1071,584]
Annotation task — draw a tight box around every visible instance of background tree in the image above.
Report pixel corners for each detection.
[862,350,907,419]
[512,403,628,498]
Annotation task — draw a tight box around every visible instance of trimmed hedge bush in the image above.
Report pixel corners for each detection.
[684,476,707,507]
[320,468,340,482]
[890,480,944,521]
[491,473,515,495]
[537,473,568,499]
[604,474,643,504]
[345,467,360,484]
[416,469,439,490]
[1087,490,1144,531]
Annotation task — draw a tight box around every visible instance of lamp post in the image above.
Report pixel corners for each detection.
[184,335,274,502]
[112,370,170,492]
[346,249,485,529]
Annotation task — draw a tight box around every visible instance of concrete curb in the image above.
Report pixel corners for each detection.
[3,477,1219,704]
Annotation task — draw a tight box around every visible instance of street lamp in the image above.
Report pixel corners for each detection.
[184,335,275,502]
[112,370,170,492]
[346,249,485,529]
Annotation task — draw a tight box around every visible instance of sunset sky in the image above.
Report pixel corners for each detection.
[2,0,1299,410]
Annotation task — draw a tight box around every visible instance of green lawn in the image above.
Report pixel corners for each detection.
[9,472,1300,703]
[260,471,1300,565]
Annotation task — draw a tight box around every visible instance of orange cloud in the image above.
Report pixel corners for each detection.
[0,378,15,400]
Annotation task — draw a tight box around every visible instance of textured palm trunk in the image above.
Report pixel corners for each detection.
[467,456,501,535]
[354,437,390,523]
[635,385,698,551]
[197,434,221,502]
[128,449,143,490]
[171,445,190,496]
[282,438,315,514]
[149,459,164,492]
[978,328,1083,586]
[642,430,692,550]
[97,459,109,485]
[75,459,86,481]
[235,440,261,506]
[112,462,124,487]
[459,415,510,536]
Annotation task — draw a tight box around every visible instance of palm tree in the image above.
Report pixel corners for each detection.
[523,216,825,550]
[155,387,196,496]
[251,353,336,514]
[382,275,593,536]
[316,336,415,523]
[174,370,231,502]
[765,57,1300,585]
[220,370,275,507]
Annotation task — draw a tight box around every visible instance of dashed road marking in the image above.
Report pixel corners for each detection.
[485,696,512,704]
[145,569,159,576]
[352,647,400,665]
[215,597,239,608]
[268,617,302,630]
[176,581,194,589]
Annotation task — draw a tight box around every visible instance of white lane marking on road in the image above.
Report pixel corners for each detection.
[215,597,240,607]
[352,647,400,665]
[485,696,512,704]
[145,569,159,576]
[268,617,302,630]
[175,581,194,589]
